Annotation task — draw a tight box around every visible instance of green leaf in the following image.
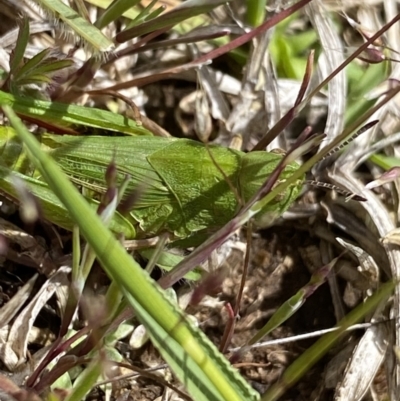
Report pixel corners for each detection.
[17,76,53,85]
[66,357,103,401]
[27,59,74,77]
[117,0,232,42]
[246,0,267,27]
[95,0,142,29]
[14,48,52,81]
[126,0,163,29]
[82,0,140,20]
[139,249,203,280]
[9,17,30,74]
[34,0,114,52]
[0,90,151,135]
[370,153,400,170]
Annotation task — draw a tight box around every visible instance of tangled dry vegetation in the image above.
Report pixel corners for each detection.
[0,0,399,400]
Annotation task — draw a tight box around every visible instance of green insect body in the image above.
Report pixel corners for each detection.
[0,127,304,245]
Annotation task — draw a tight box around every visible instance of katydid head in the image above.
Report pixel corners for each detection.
[238,151,304,227]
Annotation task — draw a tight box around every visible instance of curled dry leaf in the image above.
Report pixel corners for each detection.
[322,201,389,277]
[0,268,69,371]
[335,238,380,290]
[380,228,400,246]
[0,274,37,332]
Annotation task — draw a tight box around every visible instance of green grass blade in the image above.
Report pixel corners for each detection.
[248,290,305,346]
[2,106,260,401]
[35,0,114,52]
[123,289,244,401]
[84,0,139,20]
[0,90,151,135]
[117,0,231,42]
[26,59,75,77]
[246,0,267,26]
[9,18,30,74]
[65,357,103,401]
[95,0,141,29]
[14,48,52,81]
[248,258,337,345]
[139,249,202,280]
[17,76,52,85]
[126,0,162,29]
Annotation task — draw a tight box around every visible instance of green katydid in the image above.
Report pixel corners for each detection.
[0,126,304,246]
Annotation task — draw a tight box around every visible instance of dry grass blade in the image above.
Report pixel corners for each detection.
[331,238,386,400]
[323,201,389,275]
[306,1,347,149]
[0,274,37,331]
[226,31,277,149]
[1,268,69,371]
[335,315,388,401]
[329,171,400,400]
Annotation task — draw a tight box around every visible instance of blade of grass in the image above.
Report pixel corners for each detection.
[65,356,103,401]
[247,257,339,346]
[246,0,267,27]
[95,0,142,29]
[35,0,114,52]
[0,90,151,135]
[116,0,231,42]
[9,17,29,74]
